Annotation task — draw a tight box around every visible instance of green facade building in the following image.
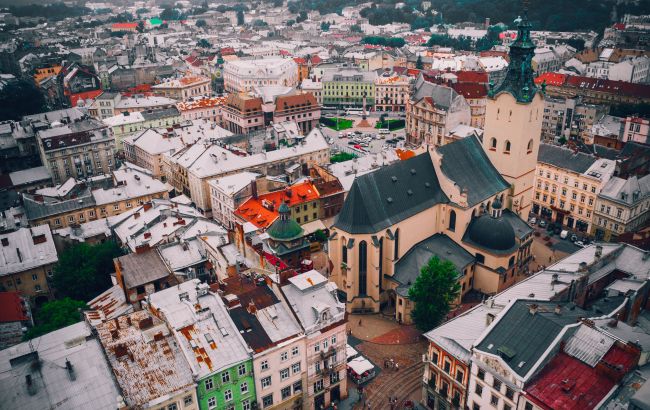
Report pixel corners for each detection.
[197,360,256,410]
[321,66,377,108]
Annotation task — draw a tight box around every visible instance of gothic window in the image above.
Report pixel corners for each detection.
[527,139,533,153]
[394,229,400,259]
[449,210,456,232]
[341,238,348,264]
[490,137,497,150]
[378,237,383,291]
[509,256,515,267]
[359,241,367,295]
[504,140,511,153]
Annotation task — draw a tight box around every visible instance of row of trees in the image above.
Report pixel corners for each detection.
[362,36,406,48]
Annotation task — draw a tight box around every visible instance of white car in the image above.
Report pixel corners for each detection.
[575,241,585,248]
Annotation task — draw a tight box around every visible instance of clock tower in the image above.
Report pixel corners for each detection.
[482,7,544,217]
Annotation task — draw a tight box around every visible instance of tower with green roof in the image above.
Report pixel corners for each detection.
[481,3,545,219]
[266,203,310,268]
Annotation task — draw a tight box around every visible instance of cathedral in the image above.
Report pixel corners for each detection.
[328,13,543,324]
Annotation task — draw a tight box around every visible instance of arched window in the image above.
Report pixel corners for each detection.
[378,237,384,291]
[504,140,511,153]
[359,241,367,296]
[476,253,485,264]
[508,256,515,268]
[342,237,348,265]
[490,137,497,150]
[394,229,400,259]
[527,139,533,153]
[449,210,456,231]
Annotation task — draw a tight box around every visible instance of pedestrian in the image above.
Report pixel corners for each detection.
[395,362,399,371]
[358,319,362,326]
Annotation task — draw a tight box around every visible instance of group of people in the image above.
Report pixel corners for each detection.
[383,358,399,371]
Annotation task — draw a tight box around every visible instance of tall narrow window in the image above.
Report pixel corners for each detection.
[394,229,400,259]
[359,241,367,295]
[449,210,456,231]
[378,237,383,291]
[490,137,497,150]
[504,140,511,153]
[342,238,348,265]
[527,139,533,153]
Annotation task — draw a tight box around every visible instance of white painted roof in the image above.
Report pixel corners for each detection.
[0,225,58,275]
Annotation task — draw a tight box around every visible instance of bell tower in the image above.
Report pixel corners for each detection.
[482,4,544,218]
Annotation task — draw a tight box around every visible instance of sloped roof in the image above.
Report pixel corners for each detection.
[475,300,588,378]
[537,144,597,174]
[334,152,449,234]
[438,135,509,206]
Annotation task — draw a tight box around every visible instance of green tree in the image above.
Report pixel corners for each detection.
[416,55,423,69]
[23,298,86,340]
[287,19,295,26]
[350,24,362,33]
[296,10,307,22]
[52,241,123,302]
[196,19,207,27]
[136,20,145,32]
[236,9,245,25]
[320,21,330,31]
[197,38,211,48]
[408,256,461,331]
[0,79,46,121]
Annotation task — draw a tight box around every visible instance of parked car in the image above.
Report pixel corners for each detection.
[538,220,547,228]
[347,141,356,145]
[528,217,537,225]
[560,230,568,239]
[570,234,578,242]
[575,241,585,248]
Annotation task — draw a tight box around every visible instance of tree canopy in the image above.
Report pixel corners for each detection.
[408,256,461,332]
[427,34,473,50]
[52,241,123,302]
[196,19,207,28]
[23,298,86,340]
[362,36,405,48]
[0,79,46,121]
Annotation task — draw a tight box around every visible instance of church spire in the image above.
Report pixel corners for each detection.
[488,1,540,104]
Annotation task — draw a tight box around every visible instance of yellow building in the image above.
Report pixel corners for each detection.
[533,144,616,233]
[0,225,58,303]
[34,65,62,84]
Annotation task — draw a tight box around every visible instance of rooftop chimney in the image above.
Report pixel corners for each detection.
[554,304,562,315]
[595,245,603,258]
[529,304,539,315]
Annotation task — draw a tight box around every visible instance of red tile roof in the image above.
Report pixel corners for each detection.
[453,82,487,98]
[69,89,103,106]
[455,70,489,84]
[112,22,138,30]
[535,72,567,86]
[613,23,626,30]
[525,346,637,410]
[564,75,650,98]
[0,292,28,323]
[235,181,320,229]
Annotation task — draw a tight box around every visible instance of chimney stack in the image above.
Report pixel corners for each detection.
[529,304,539,315]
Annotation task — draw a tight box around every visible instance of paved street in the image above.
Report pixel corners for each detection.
[319,114,407,156]
[342,314,427,410]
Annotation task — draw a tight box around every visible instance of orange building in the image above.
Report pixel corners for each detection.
[33,65,62,84]
[234,181,321,229]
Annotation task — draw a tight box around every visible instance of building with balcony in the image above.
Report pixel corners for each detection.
[36,118,116,184]
[221,276,307,410]
[147,280,257,410]
[406,75,471,147]
[592,174,650,241]
[281,270,347,410]
[533,144,616,233]
[374,72,410,112]
[321,65,377,109]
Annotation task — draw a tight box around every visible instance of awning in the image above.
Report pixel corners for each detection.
[347,356,374,374]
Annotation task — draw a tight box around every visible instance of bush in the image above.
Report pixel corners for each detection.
[330,152,357,163]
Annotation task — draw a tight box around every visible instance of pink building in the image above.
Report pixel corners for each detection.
[624,116,650,144]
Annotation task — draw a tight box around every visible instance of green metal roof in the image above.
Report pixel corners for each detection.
[267,203,304,241]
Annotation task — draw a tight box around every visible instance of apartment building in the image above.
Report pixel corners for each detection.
[540,96,608,143]
[406,75,471,147]
[90,91,178,119]
[0,225,58,302]
[281,271,347,410]
[147,280,257,410]
[177,96,226,124]
[152,75,212,101]
[22,165,168,229]
[592,174,650,241]
[533,144,616,233]
[374,72,410,112]
[163,128,329,214]
[103,107,183,150]
[321,65,377,108]
[36,118,116,184]
[208,172,261,230]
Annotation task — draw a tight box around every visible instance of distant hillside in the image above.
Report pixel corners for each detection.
[431,0,649,32]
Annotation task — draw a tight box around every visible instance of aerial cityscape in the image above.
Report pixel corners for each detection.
[0,0,650,409]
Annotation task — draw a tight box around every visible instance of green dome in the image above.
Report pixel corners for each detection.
[267,203,304,241]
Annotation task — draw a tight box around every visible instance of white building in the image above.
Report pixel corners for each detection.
[281,270,348,410]
[208,172,260,229]
[223,57,299,92]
